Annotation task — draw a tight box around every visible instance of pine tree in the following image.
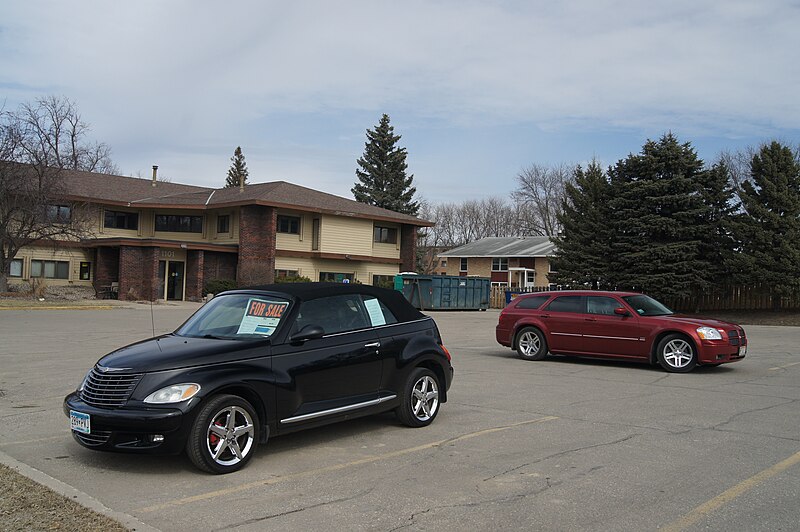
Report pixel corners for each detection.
[608,133,721,300]
[733,141,800,301]
[550,161,615,289]
[352,114,418,216]
[225,146,249,188]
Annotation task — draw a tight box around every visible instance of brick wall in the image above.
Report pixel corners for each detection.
[203,252,238,283]
[238,205,276,285]
[118,246,160,301]
[93,247,119,292]
[185,250,205,301]
[400,225,417,272]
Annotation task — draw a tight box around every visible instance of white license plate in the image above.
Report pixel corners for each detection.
[70,410,90,434]
[739,345,747,357]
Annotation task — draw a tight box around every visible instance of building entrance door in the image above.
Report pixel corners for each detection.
[158,260,185,301]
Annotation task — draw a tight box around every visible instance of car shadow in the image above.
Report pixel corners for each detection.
[66,412,401,475]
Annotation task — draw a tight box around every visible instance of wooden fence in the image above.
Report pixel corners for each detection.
[489,285,800,311]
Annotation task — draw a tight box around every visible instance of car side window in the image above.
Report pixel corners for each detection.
[544,295,584,313]
[586,296,622,316]
[295,295,370,335]
[515,295,549,310]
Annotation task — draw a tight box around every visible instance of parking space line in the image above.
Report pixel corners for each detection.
[769,361,800,371]
[661,449,800,532]
[0,435,67,447]
[137,415,558,513]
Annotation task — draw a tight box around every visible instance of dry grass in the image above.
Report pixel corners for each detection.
[0,464,129,532]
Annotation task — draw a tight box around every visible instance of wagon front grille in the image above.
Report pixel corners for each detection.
[80,368,143,408]
[727,327,746,346]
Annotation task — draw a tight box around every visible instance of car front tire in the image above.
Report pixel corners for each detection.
[516,327,548,360]
[396,367,441,428]
[186,394,259,474]
[656,334,697,373]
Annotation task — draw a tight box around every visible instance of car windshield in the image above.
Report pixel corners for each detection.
[176,293,291,340]
[622,294,673,316]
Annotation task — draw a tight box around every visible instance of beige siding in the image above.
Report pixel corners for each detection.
[319,215,373,256]
[209,209,239,244]
[276,211,313,252]
[274,257,399,285]
[10,246,94,286]
[371,222,401,259]
[535,257,552,287]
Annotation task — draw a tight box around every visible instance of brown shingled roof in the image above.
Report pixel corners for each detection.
[57,168,430,226]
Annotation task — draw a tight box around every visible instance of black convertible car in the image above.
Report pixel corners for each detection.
[64,283,454,473]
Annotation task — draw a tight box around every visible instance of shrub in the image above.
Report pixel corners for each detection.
[205,279,238,295]
[275,275,312,283]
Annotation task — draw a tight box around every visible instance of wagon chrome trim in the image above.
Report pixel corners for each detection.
[280,395,397,424]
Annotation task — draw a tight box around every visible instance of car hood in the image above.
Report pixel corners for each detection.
[96,334,270,373]
[653,314,739,329]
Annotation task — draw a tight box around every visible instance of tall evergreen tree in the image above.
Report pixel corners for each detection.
[550,161,615,288]
[608,133,723,300]
[352,114,418,216]
[733,141,800,301]
[225,146,249,188]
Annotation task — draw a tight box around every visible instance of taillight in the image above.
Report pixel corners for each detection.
[440,344,452,360]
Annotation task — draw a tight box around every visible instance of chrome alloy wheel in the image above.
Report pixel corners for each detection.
[411,375,439,422]
[206,405,255,467]
[662,339,694,369]
[518,331,542,357]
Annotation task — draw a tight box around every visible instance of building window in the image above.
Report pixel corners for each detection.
[44,204,71,224]
[275,269,299,279]
[373,226,397,244]
[277,215,301,234]
[155,214,203,233]
[79,262,92,281]
[440,260,447,267]
[217,214,230,234]
[372,275,395,289]
[9,259,23,277]
[492,258,509,271]
[104,210,139,230]
[319,272,354,283]
[460,258,468,272]
[548,261,556,273]
[31,260,69,279]
[491,282,508,287]
[311,218,320,250]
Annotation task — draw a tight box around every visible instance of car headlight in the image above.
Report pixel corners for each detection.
[697,327,723,340]
[144,384,201,404]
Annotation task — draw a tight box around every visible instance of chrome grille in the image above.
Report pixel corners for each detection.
[80,368,143,408]
[727,327,746,346]
[73,430,112,447]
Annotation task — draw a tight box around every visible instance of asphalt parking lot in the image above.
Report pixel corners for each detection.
[1,303,799,531]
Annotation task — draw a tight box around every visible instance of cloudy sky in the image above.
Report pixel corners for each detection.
[2,1,798,202]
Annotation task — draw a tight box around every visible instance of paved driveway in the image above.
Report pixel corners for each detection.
[1,304,799,531]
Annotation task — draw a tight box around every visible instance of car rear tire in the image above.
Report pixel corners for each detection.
[186,394,259,474]
[396,367,440,428]
[516,327,547,361]
[656,334,697,373]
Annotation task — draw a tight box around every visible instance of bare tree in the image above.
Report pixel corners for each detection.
[0,97,114,291]
[512,162,575,236]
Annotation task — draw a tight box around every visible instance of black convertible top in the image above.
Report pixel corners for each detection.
[231,282,425,323]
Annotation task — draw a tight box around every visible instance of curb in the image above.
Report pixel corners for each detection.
[0,449,160,532]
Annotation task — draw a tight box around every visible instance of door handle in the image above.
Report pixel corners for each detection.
[584,318,597,322]
[365,342,381,349]
[541,314,550,318]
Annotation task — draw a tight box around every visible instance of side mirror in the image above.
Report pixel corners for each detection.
[290,324,325,343]
[614,307,631,317]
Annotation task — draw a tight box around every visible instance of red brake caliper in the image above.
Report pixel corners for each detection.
[209,419,225,446]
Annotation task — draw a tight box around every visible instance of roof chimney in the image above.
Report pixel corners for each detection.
[152,165,158,187]
[239,173,244,192]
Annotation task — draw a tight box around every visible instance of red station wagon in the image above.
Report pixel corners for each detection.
[496,291,747,372]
